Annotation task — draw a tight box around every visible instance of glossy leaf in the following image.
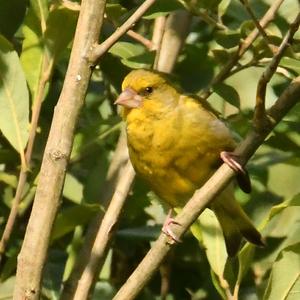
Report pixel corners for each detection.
[218,0,231,17]
[280,57,300,75]
[198,209,227,276]
[108,42,154,69]
[0,35,29,153]
[213,82,241,108]
[63,173,84,204]
[44,7,78,62]
[264,243,300,300]
[20,6,45,101]
[30,0,49,29]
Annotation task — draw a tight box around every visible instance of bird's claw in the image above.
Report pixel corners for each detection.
[162,215,182,244]
[220,151,252,193]
[220,151,245,174]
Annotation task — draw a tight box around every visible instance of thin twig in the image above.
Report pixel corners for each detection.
[60,129,131,300]
[64,161,135,300]
[106,16,153,50]
[254,12,300,131]
[200,0,285,100]
[112,76,300,300]
[90,0,156,62]
[127,30,153,49]
[178,0,227,30]
[240,0,277,54]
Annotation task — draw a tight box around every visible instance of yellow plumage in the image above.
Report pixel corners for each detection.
[116,69,263,256]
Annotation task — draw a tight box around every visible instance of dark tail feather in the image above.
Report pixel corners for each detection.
[214,210,242,257]
[212,186,264,256]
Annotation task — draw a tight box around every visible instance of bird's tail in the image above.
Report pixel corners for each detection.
[211,185,264,257]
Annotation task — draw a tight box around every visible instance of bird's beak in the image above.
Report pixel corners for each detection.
[114,87,142,108]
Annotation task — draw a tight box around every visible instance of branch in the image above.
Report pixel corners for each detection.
[112,76,300,300]
[240,0,277,54]
[106,17,153,50]
[126,30,153,49]
[13,1,107,299]
[178,1,227,30]
[60,129,133,300]
[63,161,135,300]
[200,0,284,100]
[90,0,156,62]
[254,12,300,131]
[152,16,167,69]
[61,0,80,11]
[155,10,192,73]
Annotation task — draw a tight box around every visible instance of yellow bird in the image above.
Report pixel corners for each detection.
[115,69,264,256]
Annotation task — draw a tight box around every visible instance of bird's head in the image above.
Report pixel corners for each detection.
[115,69,178,118]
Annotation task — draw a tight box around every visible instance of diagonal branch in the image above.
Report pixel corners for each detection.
[200,0,285,100]
[240,0,276,54]
[254,12,300,131]
[90,0,156,62]
[112,76,300,300]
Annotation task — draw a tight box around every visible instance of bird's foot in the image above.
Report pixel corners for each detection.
[162,210,182,243]
[220,151,251,193]
[220,151,245,174]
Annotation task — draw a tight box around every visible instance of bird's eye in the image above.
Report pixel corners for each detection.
[145,86,153,94]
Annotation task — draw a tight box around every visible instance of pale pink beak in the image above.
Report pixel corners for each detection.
[114,87,142,108]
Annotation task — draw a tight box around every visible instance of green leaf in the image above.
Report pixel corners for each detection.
[0,276,15,299]
[0,35,29,153]
[236,244,256,287]
[240,20,256,38]
[20,5,45,101]
[266,193,300,225]
[108,42,153,69]
[143,0,184,19]
[218,0,231,17]
[109,42,145,60]
[280,57,300,75]
[30,0,49,30]
[51,204,101,241]
[44,7,78,62]
[0,172,17,187]
[125,51,155,69]
[211,49,231,65]
[213,82,240,108]
[92,281,116,300]
[263,243,300,300]
[21,6,78,102]
[215,30,240,49]
[63,173,84,204]
[198,209,228,276]
[106,3,127,22]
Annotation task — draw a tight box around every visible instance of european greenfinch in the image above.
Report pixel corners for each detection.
[115,69,264,256]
